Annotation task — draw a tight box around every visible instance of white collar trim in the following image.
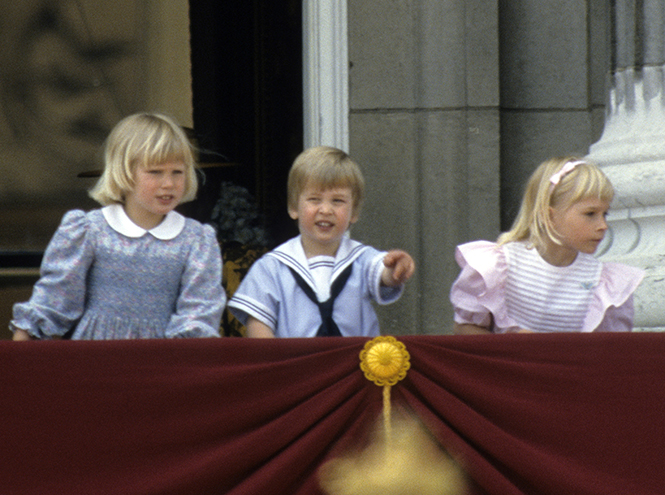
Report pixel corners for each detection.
[271,235,367,284]
[102,204,185,240]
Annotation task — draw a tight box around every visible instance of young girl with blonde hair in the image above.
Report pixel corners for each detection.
[11,113,225,340]
[450,156,644,334]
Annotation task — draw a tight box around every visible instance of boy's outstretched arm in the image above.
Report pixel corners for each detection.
[381,250,415,287]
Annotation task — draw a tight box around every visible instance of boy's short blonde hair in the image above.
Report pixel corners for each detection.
[499,156,614,249]
[287,146,365,216]
[89,113,198,206]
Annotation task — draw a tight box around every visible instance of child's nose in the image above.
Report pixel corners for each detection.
[162,174,175,188]
[599,217,608,230]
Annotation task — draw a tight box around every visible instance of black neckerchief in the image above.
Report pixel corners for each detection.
[288,264,353,337]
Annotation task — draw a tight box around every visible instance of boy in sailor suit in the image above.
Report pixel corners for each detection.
[228,146,415,338]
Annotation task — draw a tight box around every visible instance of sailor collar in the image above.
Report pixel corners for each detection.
[102,204,185,240]
[270,235,367,284]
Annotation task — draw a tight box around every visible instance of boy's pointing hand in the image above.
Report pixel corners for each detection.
[382,250,415,286]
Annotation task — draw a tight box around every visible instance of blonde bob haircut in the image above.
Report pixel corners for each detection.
[287,146,365,216]
[89,113,198,206]
[498,156,614,249]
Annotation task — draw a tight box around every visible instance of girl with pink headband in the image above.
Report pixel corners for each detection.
[450,156,644,334]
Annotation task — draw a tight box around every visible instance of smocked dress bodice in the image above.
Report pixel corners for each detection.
[11,206,225,339]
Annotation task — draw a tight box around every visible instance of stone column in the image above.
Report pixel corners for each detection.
[586,0,665,330]
[302,0,349,151]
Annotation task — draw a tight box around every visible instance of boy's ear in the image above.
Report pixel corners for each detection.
[288,207,299,220]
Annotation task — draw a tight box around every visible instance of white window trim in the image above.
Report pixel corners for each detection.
[302,0,349,152]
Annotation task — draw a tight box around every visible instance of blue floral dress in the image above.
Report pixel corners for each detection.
[11,205,225,339]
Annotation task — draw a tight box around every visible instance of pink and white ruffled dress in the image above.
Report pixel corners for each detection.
[450,240,644,333]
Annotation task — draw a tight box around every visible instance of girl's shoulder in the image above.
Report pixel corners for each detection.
[597,261,645,303]
[453,240,509,299]
[450,240,508,328]
[181,216,216,237]
[179,218,221,253]
[56,209,105,236]
[177,217,219,247]
[585,262,645,331]
[61,208,97,223]
[455,240,507,274]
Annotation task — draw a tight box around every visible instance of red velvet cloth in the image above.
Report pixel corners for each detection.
[1,333,664,494]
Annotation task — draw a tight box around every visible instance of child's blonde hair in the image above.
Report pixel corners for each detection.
[89,113,198,206]
[498,156,614,248]
[287,146,365,216]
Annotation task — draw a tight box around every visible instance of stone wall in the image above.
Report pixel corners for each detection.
[347,1,500,334]
[346,0,611,334]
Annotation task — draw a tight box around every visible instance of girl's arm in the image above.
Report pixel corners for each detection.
[454,322,534,334]
[10,211,93,339]
[166,225,225,338]
[246,317,275,338]
[453,322,492,335]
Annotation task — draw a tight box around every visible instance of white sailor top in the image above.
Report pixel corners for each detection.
[450,240,645,333]
[227,235,403,337]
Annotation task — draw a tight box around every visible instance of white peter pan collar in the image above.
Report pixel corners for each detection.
[102,204,185,240]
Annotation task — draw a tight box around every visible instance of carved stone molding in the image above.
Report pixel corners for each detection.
[588,66,665,331]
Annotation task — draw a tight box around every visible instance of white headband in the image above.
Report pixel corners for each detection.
[549,160,585,191]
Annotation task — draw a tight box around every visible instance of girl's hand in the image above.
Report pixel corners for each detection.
[12,329,33,341]
[381,250,415,287]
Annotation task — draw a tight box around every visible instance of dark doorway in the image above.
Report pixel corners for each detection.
[189,1,303,246]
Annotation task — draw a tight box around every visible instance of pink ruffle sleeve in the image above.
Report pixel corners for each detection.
[583,262,644,332]
[449,241,520,333]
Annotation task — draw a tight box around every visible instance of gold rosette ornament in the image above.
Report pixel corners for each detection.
[360,336,410,437]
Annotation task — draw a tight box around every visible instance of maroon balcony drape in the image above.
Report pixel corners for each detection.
[1,333,664,495]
